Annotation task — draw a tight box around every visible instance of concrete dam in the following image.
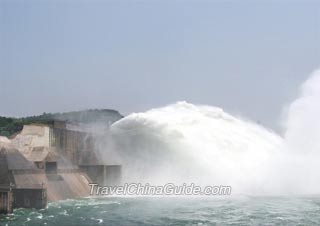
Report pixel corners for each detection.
[0,121,121,214]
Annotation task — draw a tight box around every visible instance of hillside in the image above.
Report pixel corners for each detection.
[0,109,123,137]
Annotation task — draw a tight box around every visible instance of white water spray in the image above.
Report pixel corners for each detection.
[110,102,283,194]
[107,69,320,195]
[285,69,320,154]
[279,69,320,194]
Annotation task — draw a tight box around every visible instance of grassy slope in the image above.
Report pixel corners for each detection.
[0,109,123,137]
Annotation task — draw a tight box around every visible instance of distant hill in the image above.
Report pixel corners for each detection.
[0,109,123,137]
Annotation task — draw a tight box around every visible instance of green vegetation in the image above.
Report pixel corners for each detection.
[0,109,123,137]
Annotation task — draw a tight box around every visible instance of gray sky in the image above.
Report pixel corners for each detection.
[0,0,319,132]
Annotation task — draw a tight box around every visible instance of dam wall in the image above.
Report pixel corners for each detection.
[0,122,122,213]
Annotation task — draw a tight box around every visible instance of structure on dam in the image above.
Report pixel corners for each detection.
[0,121,121,214]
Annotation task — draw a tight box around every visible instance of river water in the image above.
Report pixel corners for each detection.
[2,196,320,225]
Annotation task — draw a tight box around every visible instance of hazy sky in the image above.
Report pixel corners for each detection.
[1,0,319,132]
